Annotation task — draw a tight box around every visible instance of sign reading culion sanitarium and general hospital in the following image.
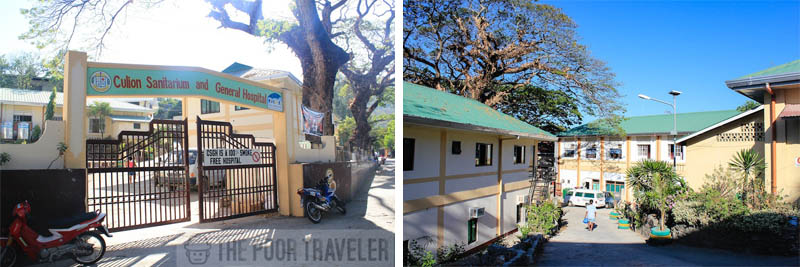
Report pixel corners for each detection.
[87,66,283,112]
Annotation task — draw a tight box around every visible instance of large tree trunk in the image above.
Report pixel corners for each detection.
[290,0,350,136]
[347,83,374,150]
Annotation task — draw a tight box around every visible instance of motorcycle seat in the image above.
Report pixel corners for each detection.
[50,212,98,229]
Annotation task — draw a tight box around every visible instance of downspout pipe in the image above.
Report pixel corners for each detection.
[766,83,777,195]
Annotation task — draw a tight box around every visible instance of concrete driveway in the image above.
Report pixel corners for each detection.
[25,160,395,267]
[537,206,799,266]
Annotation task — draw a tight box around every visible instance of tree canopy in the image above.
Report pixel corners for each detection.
[736,100,761,112]
[404,0,623,132]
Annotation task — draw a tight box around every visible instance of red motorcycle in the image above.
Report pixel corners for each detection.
[0,201,112,266]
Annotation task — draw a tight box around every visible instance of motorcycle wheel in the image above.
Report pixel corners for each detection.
[72,231,106,265]
[305,200,322,224]
[334,198,346,215]
[0,246,17,267]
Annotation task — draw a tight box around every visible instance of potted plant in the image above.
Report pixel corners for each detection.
[627,160,684,242]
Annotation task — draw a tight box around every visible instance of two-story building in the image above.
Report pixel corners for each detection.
[403,82,557,252]
[557,110,740,201]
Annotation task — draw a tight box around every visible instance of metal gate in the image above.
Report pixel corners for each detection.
[86,119,190,231]
[196,117,278,222]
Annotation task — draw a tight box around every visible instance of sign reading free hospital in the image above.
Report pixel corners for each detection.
[87,66,283,112]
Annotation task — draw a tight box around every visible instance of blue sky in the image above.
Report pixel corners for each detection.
[540,0,800,121]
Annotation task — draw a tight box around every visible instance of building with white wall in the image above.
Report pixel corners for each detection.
[556,110,741,201]
[0,88,153,141]
[402,82,557,253]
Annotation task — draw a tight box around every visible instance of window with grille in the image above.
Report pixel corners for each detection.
[585,144,597,159]
[668,144,684,160]
[475,143,493,166]
[637,144,651,159]
[201,99,220,114]
[563,143,577,158]
[89,118,103,133]
[513,145,525,164]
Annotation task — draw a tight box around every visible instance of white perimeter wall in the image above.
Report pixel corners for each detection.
[0,121,65,170]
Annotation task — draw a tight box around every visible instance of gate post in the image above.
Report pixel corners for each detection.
[63,51,88,169]
[274,110,291,216]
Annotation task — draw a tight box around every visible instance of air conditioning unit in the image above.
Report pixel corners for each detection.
[516,195,530,204]
[469,207,485,218]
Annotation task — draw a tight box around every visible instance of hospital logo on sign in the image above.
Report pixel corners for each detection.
[90,71,111,93]
[267,93,282,111]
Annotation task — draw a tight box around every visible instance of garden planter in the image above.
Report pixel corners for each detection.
[649,227,671,239]
[609,212,620,219]
[618,219,630,229]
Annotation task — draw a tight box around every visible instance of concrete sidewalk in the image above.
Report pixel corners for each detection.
[24,160,395,267]
[537,206,799,266]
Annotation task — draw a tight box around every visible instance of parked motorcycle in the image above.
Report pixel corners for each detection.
[296,169,346,223]
[0,201,112,266]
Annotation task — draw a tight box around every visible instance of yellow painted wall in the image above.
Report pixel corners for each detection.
[764,85,800,205]
[683,110,765,191]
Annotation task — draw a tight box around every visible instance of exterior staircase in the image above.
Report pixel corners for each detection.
[527,142,557,205]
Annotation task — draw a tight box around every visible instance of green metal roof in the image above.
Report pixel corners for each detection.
[738,59,800,79]
[559,110,741,137]
[403,82,555,139]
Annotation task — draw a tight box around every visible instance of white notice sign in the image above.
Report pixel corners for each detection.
[203,148,260,166]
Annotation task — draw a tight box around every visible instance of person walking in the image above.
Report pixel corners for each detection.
[128,156,136,183]
[584,199,597,231]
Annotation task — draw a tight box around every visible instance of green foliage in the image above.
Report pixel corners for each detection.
[45,87,56,120]
[88,102,112,137]
[0,53,46,89]
[435,242,465,264]
[420,251,436,267]
[701,165,740,199]
[404,237,464,266]
[30,125,42,142]
[524,201,563,235]
[381,119,395,152]
[0,152,10,166]
[336,117,356,147]
[729,149,766,208]
[626,160,687,230]
[154,98,182,119]
[672,188,749,227]
[257,19,298,45]
[736,100,761,112]
[494,84,583,133]
[48,142,69,169]
[333,80,353,121]
[404,0,624,128]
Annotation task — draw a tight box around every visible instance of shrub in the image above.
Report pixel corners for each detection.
[405,237,464,266]
[725,211,790,236]
[30,125,42,142]
[701,165,740,199]
[525,201,563,235]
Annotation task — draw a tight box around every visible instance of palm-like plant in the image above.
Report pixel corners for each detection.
[729,149,766,208]
[626,159,682,231]
[88,102,112,138]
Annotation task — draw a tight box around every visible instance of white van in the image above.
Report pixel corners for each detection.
[568,189,606,208]
[155,148,225,191]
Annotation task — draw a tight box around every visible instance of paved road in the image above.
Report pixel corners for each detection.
[26,160,395,267]
[537,206,799,266]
